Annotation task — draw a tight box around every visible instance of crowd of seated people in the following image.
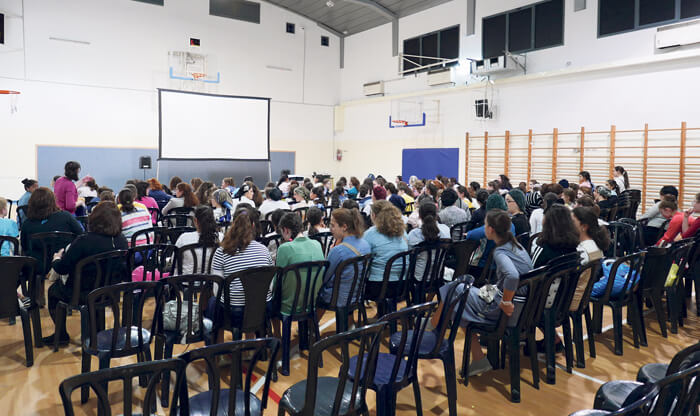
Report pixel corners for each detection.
[2,159,699,391]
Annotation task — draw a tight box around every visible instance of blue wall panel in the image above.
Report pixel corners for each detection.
[401,148,459,181]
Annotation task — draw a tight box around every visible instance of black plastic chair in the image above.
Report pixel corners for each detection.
[28,231,79,276]
[391,277,471,416]
[527,232,541,254]
[409,239,451,305]
[171,206,194,216]
[663,239,694,334]
[349,302,437,416]
[260,219,274,235]
[275,261,329,376]
[178,338,280,416]
[606,222,638,258]
[130,227,168,246]
[155,274,223,407]
[220,266,278,341]
[59,358,186,416]
[593,362,700,415]
[449,239,480,279]
[636,341,700,384]
[176,242,218,275]
[449,221,470,241]
[163,226,197,245]
[293,206,309,225]
[163,214,195,228]
[636,246,672,340]
[568,385,659,416]
[76,215,89,230]
[317,254,372,334]
[0,256,37,366]
[147,206,161,225]
[278,321,386,416]
[128,244,176,282]
[16,205,27,230]
[54,249,131,352]
[568,260,602,369]
[0,235,20,255]
[366,250,413,320]
[258,233,282,250]
[86,199,100,213]
[590,251,646,356]
[515,232,530,251]
[461,266,550,402]
[309,231,334,257]
[80,281,162,403]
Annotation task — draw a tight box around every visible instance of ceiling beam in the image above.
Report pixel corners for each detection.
[340,0,396,21]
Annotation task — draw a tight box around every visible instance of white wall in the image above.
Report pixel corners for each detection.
[335,0,700,183]
[0,0,339,198]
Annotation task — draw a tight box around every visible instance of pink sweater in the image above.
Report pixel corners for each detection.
[54,176,78,214]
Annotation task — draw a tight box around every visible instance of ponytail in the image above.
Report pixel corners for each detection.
[615,166,630,189]
[418,202,440,242]
[194,205,219,246]
[331,208,364,238]
[485,209,523,250]
[118,189,135,213]
[573,206,610,252]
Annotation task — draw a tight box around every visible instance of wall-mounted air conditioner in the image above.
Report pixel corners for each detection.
[470,55,519,75]
[656,19,700,49]
[363,81,384,96]
[427,67,454,86]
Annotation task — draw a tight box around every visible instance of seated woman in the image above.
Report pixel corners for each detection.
[174,205,220,275]
[162,182,199,215]
[530,204,580,268]
[363,201,408,301]
[0,197,18,256]
[117,189,153,247]
[529,192,559,235]
[407,201,450,279]
[291,186,313,211]
[135,181,159,224]
[46,201,127,345]
[275,212,325,318]
[317,208,370,315]
[571,207,609,307]
[210,189,233,223]
[20,187,84,268]
[231,183,256,211]
[465,194,516,278]
[506,189,530,236]
[655,199,688,246]
[147,178,172,211]
[436,209,532,376]
[17,178,38,224]
[681,192,700,238]
[211,206,273,330]
[259,188,290,219]
[305,207,329,237]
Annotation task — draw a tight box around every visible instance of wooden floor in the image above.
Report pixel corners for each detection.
[0,295,697,416]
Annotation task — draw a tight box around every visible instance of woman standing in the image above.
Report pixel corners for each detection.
[54,161,82,214]
[17,178,38,224]
[613,166,629,193]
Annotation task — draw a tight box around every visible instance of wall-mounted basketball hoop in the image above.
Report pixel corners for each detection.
[389,113,426,128]
[1,90,21,114]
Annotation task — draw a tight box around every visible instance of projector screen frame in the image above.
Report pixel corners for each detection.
[157,88,271,162]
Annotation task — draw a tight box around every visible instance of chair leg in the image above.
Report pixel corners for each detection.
[442,351,458,416]
[281,317,292,376]
[161,342,175,407]
[335,308,348,334]
[460,328,472,386]
[592,302,604,334]
[311,316,323,369]
[527,332,540,389]
[628,299,642,349]
[635,294,648,347]
[544,311,556,385]
[571,313,585,368]
[508,334,521,403]
[612,305,623,356]
[650,291,667,338]
[584,308,596,359]
[412,378,423,416]
[19,309,33,367]
[562,320,574,374]
[667,288,679,335]
[298,319,309,351]
[30,307,43,348]
[54,302,67,352]
[81,350,91,403]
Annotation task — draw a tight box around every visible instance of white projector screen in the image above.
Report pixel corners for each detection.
[158,89,270,160]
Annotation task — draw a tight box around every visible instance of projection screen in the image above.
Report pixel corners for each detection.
[158,89,270,161]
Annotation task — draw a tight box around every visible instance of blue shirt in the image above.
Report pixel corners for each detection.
[17,192,31,223]
[320,235,371,306]
[467,223,516,268]
[363,226,408,282]
[0,218,19,256]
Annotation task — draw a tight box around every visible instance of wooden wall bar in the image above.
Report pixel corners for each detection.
[465,122,697,216]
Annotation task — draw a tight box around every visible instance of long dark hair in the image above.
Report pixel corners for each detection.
[573,207,610,252]
[606,179,620,195]
[194,205,218,245]
[499,174,512,190]
[306,207,324,236]
[118,189,136,213]
[311,186,326,206]
[135,181,149,200]
[579,171,591,183]
[64,161,81,181]
[331,208,364,238]
[614,166,629,189]
[27,187,60,220]
[485,209,522,250]
[418,201,440,243]
[538,204,580,249]
[177,183,199,207]
[221,208,256,255]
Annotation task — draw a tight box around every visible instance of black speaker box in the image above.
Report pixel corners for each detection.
[139,156,152,169]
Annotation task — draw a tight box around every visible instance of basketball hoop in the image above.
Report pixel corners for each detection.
[191,73,206,81]
[1,90,20,114]
[392,119,409,127]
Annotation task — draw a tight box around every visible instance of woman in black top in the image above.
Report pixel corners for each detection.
[44,201,128,345]
[530,204,580,268]
[466,189,489,231]
[506,189,530,236]
[20,187,84,273]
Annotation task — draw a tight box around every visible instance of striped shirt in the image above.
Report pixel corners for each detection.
[121,208,153,247]
[212,241,273,306]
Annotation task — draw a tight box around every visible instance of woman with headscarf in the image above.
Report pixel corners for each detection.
[291,186,313,210]
[506,189,530,236]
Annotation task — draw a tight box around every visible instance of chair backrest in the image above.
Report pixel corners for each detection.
[596,251,646,304]
[178,338,280,416]
[626,190,642,220]
[449,221,470,241]
[639,246,672,290]
[16,205,28,230]
[667,341,700,376]
[409,239,451,302]
[29,231,79,274]
[128,244,177,281]
[0,235,20,255]
[131,226,168,246]
[378,302,438,387]
[516,233,530,251]
[570,385,659,416]
[528,232,541,253]
[160,274,223,344]
[276,261,329,317]
[606,222,638,257]
[303,322,386,416]
[163,226,196,244]
[544,253,583,324]
[223,266,278,333]
[259,219,274,235]
[147,206,161,224]
[75,215,89,230]
[667,239,695,288]
[430,277,471,356]
[374,249,413,310]
[85,281,162,357]
[86,199,100,213]
[309,231,335,257]
[0,256,36,319]
[328,254,373,310]
[451,239,480,278]
[162,214,194,228]
[70,250,131,307]
[257,233,281,249]
[176,242,218,275]
[171,206,194,216]
[293,206,309,225]
[59,358,186,416]
[570,259,602,314]
[653,362,700,416]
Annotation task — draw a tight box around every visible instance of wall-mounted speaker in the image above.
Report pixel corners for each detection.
[139,156,152,169]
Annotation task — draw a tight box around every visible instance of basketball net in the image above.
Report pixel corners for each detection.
[0,91,20,114]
